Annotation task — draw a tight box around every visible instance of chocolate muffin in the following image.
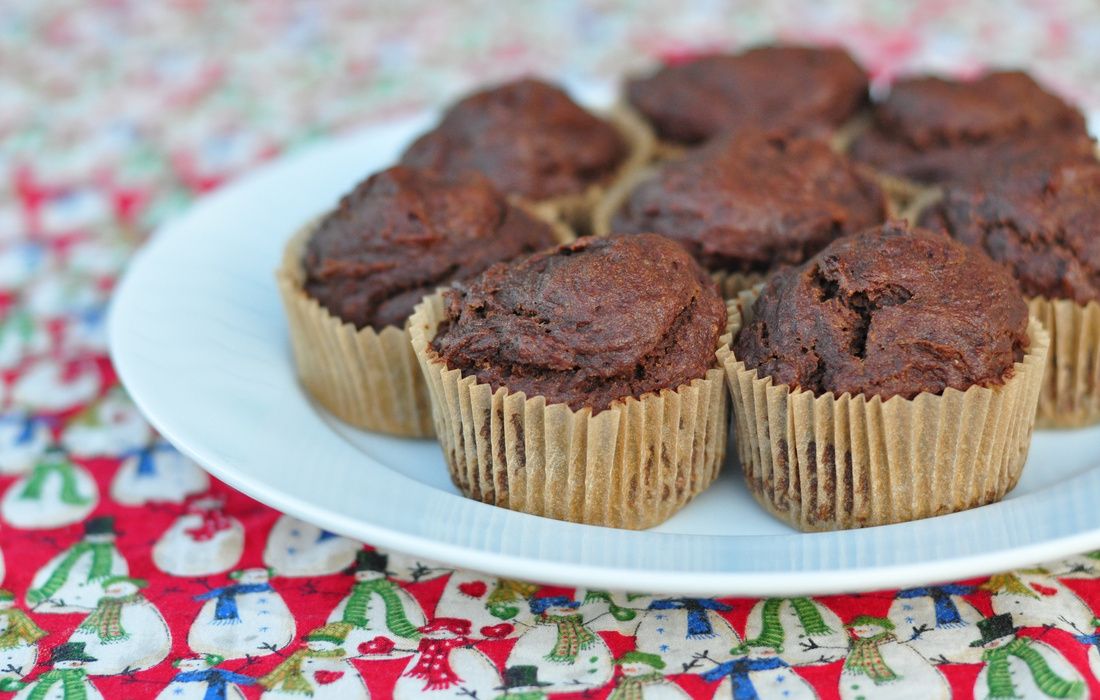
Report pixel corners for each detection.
[303,165,561,331]
[605,132,886,275]
[431,234,727,412]
[401,78,630,202]
[850,71,1095,185]
[734,221,1028,400]
[625,45,869,147]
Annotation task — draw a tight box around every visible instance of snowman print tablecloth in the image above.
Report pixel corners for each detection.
[4,1,1100,698]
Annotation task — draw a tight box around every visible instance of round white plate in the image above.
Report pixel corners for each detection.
[109,87,1100,595]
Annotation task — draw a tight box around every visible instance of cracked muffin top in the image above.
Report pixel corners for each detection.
[850,71,1094,185]
[400,78,628,201]
[303,165,560,331]
[921,163,1100,305]
[626,45,869,146]
[431,234,727,413]
[733,221,1028,400]
[610,132,886,273]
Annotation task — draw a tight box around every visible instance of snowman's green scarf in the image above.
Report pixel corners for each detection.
[0,608,46,650]
[342,578,420,639]
[27,669,89,700]
[19,458,90,506]
[79,594,143,642]
[27,541,115,605]
[538,614,595,664]
[737,597,832,653]
[982,637,1084,699]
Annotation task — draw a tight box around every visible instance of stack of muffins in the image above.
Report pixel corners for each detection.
[279,45,1097,533]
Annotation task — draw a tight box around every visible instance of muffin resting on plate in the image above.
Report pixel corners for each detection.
[625,45,869,149]
[719,221,1048,531]
[923,163,1100,426]
[593,132,886,295]
[401,78,653,230]
[410,234,731,529]
[278,165,566,437]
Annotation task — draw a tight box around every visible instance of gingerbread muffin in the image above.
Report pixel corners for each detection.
[278,165,566,437]
[719,221,1048,531]
[410,234,731,529]
[625,45,869,150]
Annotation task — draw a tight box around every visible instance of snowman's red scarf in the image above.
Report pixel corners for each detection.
[79,594,143,642]
[405,636,469,690]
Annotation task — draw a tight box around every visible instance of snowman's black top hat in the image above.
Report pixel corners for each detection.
[50,642,97,664]
[84,516,116,536]
[970,613,1019,647]
[348,550,388,574]
[497,665,552,689]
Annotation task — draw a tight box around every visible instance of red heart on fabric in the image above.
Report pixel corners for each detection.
[480,623,514,639]
[458,581,487,598]
[358,637,395,655]
[314,670,344,685]
[1031,583,1058,596]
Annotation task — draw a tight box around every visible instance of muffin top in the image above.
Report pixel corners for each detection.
[851,71,1093,184]
[733,221,1028,400]
[922,163,1100,304]
[626,45,869,146]
[303,165,560,331]
[400,78,628,201]
[431,234,727,412]
[611,132,885,273]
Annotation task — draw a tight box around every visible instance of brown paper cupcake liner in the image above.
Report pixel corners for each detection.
[1029,296,1100,428]
[719,293,1050,532]
[409,292,731,529]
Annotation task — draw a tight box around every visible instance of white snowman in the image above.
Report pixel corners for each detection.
[109,440,209,506]
[1053,551,1100,579]
[262,515,361,577]
[609,651,688,699]
[505,596,613,692]
[888,584,985,663]
[260,624,368,699]
[578,589,651,634]
[1,642,104,700]
[972,613,1086,700]
[635,597,739,672]
[153,497,244,577]
[0,412,50,475]
[0,242,44,293]
[11,358,100,413]
[67,577,170,676]
[157,654,255,700]
[702,647,818,700]
[0,307,50,371]
[985,569,1095,632]
[2,447,97,529]
[738,596,847,666]
[326,551,426,657]
[838,616,949,700]
[0,589,46,680]
[393,618,503,699]
[26,516,128,613]
[189,568,295,659]
[432,571,537,634]
[60,388,151,459]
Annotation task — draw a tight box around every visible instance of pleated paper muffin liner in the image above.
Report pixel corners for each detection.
[408,292,731,529]
[718,293,1050,532]
[1028,296,1100,428]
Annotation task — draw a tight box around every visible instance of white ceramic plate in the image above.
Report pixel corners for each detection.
[109,86,1100,595]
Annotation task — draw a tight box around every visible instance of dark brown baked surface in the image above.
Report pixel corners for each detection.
[734,221,1029,400]
[611,132,885,273]
[400,78,627,201]
[851,71,1094,184]
[431,234,727,412]
[625,45,869,146]
[303,165,559,331]
[922,163,1100,304]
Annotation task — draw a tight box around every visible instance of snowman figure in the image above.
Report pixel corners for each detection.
[506,596,613,692]
[738,596,846,666]
[260,624,368,699]
[189,568,295,659]
[153,496,244,577]
[157,654,255,700]
[110,439,209,505]
[972,613,1085,699]
[0,589,46,680]
[0,642,104,700]
[702,647,818,700]
[839,616,949,700]
[262,515,361,577]
[326,551,425,656]
[393,618,504,699]
[578,590,650,634]
[60,387,151,458]
[0,412,50,474]
[27,516,128,612]
[888,584,984,663]
[2,446,97,529]
[432,571,538,632]
[609,651,688,699]
[1054,550,1100,579]
[11,358,100,413]
[635,597,739,672]
[67,576,171,675]
[492,665,552,699]
[985,569,1095,632]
